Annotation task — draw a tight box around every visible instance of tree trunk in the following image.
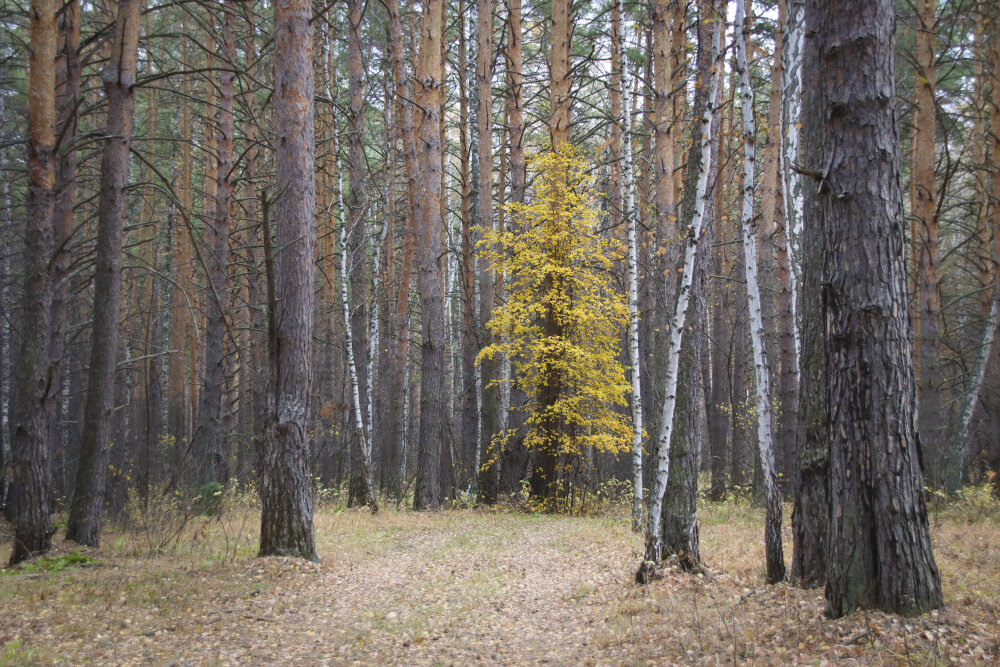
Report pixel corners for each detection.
[947,277,999,489]
[191,2,234,487]
[808,0,943,618]
[46,0,81,501]
[383,0,416,499]
[338,136,378,512]
[987,12,1000,497]
[735,0,785,583]
[529,0,574,504]
[614,0,643,533]
[413,0,446,511]
[343,0,372,508]
[911,0,943,489]
[786,0,826,588]
[476,0,500,504]
[65,0,141,549]
[8,0,58,564]
[549,0,571,147]
[168,13,196,449]
[760,0,798,486]
[609,0,622,235]
[495,0,528,497]
[258,0,317,560]
[457,0,478,491]
[641,0,721,572]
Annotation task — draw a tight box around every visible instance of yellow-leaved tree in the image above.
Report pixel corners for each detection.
[478,145,631,509]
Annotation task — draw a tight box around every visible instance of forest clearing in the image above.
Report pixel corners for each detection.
[2,495,999,665]
[4,0,1000,658]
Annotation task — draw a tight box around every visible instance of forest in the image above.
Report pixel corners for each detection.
[1,0,999,662]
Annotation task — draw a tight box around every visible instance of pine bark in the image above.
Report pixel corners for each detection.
[987,11,1000,496]
[383,0,417,498]
[529,0,574,504]
[8,0,58,564]
[911,0,943,489]
[808,0,943,618]
[413,0,446,510]
[476,0,500,504]
[46,0,81,492]
[192,1,235,487]
[258,0,317,560]
[65,0,141,548]
[788,0,826,588]
[549,0,571,147]
[168,13,196,448]
[457,0,478,490]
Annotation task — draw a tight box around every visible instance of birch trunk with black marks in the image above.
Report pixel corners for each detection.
[614,0,643,534]
[946,265,999,492]
[640,2,722,576]
[735,0,784,584]
[339,139,377,512]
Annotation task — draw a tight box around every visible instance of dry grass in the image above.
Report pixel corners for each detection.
[1,493,998,665]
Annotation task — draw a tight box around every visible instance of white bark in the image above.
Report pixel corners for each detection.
[644,5,723,565]
[367,105,392,442]
[780,0,804,364]
[736,0,784,581]
[337,134,376,510]
[947,269,1000,492]
[615,0,643,534]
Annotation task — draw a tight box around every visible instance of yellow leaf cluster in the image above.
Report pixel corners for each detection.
[477,144,631,461]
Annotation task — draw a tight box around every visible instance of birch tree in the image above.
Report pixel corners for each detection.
[339,140,377,511]
[735,0,784,584]
[640,2,722,578]
[614,0,643,534]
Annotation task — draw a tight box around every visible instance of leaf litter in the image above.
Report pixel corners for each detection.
[1,501,998,665]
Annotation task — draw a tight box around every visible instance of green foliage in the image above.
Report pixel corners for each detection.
[478,145,631,472]
[929,481,1000,524]
[195,481,226,516]
[2,549,97,576]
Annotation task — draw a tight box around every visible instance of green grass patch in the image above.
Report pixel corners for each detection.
[2,549,97,576]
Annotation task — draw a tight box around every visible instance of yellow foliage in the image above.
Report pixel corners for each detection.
[477,144,631,465]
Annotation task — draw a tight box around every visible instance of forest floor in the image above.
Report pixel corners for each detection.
[1,492,999,666]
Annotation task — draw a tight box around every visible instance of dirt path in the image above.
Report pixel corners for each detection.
[2,511,642,665]
[201,513,639,665]
[3,506,998,665]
